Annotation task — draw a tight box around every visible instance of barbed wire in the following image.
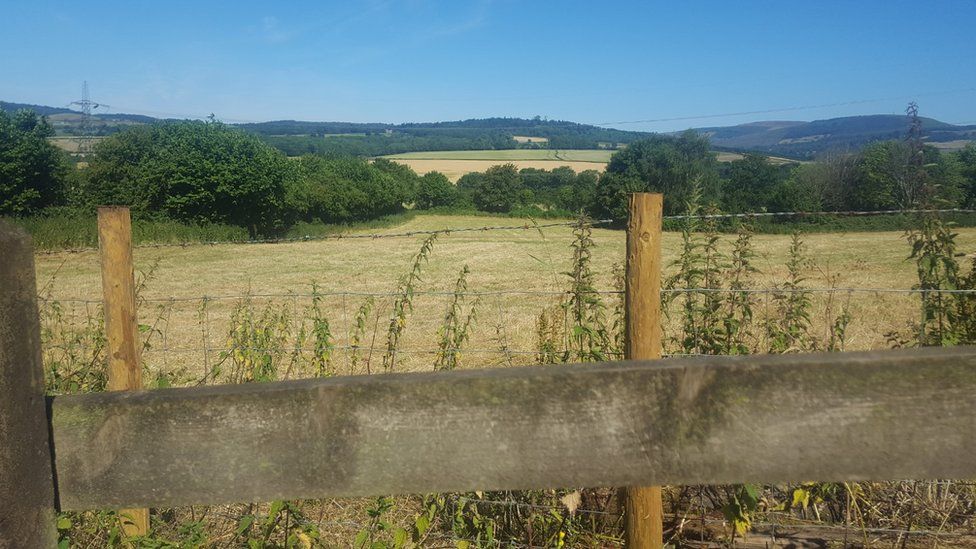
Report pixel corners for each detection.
[32,218,615,256]
[45,342,641,359]
[38,288,613,305]
[663,287,976,295]
[38,285,976,306]
[35,208,976,255]
[661,207,976,220]
[30,207,976,256]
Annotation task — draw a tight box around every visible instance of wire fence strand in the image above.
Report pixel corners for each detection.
[31,207,976,256]
[33,218,615,255]
[37,285,976,305]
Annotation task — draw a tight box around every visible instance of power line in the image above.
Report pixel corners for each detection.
[66,81,111,155]
[592,88,976,127]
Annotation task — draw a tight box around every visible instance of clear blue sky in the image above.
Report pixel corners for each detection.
[2,0,974,132]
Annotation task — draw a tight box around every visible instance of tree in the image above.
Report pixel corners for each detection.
[83,120,297,236]
[557,169,599,213]
[0,110,69,216]
[959,143,976,207]
[721,154,783,212]
[473,164,523,213]
[589,172,644,222]
[414,171,458,209]
[297,155,409,223]
[772,164,828,213]
[805,151,859,211]
[594,132,720,217]
[846,141,905,211]
[372,158,420,203]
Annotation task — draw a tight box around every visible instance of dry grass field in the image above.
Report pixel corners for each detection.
[512,135,549,144]
[381,149,610,181]
[383,149,805,181]
[382,158,607,181]
[384,150,614,162]
[35,213,976,381]
[48,136,108,153]
[714,151,805,164]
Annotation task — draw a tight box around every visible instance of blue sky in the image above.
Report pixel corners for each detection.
[1,0,974,132]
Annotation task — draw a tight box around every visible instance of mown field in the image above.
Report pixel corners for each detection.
[37,213,976,378]
[381,150,611,181]
[381,149,803,181]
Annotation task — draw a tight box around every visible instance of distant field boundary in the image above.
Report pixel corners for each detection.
[382,149,613,163]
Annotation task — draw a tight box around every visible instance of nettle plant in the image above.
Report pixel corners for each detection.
[384,234,437,372]
[434,264,478,372]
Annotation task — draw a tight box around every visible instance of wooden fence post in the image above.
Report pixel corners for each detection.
[97,207,149,536]
[0,221,57,547]
[623,193,664,549]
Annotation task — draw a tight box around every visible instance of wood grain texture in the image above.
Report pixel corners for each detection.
[50,346,976,511]
[624,193,664,548]
[0,221,57,548]
[96,207,148,535]
[98,207,143,392]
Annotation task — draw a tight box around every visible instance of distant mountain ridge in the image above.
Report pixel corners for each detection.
[693,115,976,158]
[3,100,973,158]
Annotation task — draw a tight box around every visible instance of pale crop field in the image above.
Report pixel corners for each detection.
[381,149,611,180]
[383,158,607,181]
[512,135,549,144]
[34,214,976,382]
[384,149,614,162]
[383,149,805,181]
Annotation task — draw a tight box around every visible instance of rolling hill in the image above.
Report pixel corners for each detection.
[694,115,976,159]
[3,100,973,158]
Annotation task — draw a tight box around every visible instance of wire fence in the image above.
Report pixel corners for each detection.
[37,286,976,305]
[37,283,957,386]
[32,218,616,255]
[29,207,976,256]
[34,210,976,546]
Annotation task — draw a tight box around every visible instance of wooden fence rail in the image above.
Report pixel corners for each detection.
[49,346,976,511]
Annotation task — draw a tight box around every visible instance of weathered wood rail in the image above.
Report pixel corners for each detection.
[49,345,976,511]
[4,212,976,546]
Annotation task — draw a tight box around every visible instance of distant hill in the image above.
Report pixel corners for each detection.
[0,101,76,117]
[237,117,653,152]
[693,115,976,159]
[4,99,973,158]
[1,102,164,136]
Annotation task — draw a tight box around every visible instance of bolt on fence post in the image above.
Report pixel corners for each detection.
[97,207,149,536]
[0,221,58,547]
[623,193,664,549]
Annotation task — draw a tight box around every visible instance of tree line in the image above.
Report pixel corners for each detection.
[3,109,976,238]
[252,117,643,157]
[1,113,421,236]
[432,130,976,224]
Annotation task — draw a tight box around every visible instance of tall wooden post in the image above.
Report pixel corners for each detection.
[0,221,58,547]
[97,207,149,536]
[623,193,664,548]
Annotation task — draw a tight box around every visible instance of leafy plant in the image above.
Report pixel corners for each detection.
[309,283,335,377]
[383,234,437,372]
[434,265,477,371]
[766,232,813,353]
